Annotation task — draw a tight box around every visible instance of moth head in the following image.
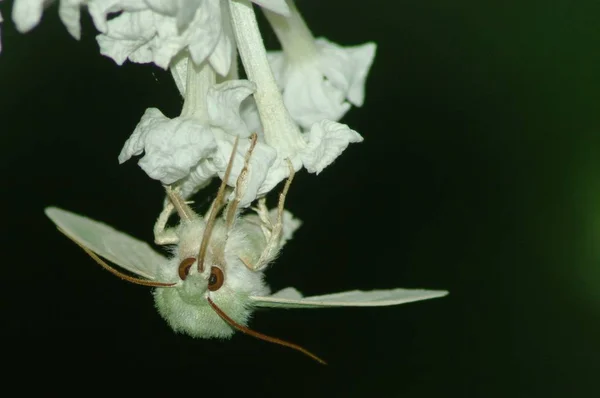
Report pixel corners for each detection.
[154,220,269,339]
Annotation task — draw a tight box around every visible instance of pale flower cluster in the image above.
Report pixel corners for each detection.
[5,0,377,208]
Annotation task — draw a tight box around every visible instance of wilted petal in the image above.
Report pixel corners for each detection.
[207,80,256,138]
[119,108,217,184]
[300,119,363,174]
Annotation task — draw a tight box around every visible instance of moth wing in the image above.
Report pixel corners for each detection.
[45,207,165,280]
[251,287,448,308]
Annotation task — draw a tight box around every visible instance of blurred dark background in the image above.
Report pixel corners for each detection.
[1,0,599,395]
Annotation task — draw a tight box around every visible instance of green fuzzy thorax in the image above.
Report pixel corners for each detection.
[153,284,255,339]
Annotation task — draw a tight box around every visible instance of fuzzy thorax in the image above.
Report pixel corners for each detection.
[153,217,270,338]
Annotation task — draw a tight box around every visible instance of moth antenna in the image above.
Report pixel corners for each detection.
[198,135,240,272]
[207,297,327,365]
[165,186,195,222]
[225,133,258,230]
[58,228,176,288]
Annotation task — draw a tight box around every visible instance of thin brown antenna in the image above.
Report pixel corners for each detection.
[207,297,327,365]
[197,136,240,272]
[59,228,176,288]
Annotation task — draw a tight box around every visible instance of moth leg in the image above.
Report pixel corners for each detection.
[154,200,179,245]
[225,133,258,230]
[154,186,197,245]
[165,186,196,222]
[242,159,295,271]
[255,197,272,240]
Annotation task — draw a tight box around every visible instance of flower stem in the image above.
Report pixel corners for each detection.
[262,0,317,63]
[180,58,216,120]
[219,0,239,82]
[229,0,305,156]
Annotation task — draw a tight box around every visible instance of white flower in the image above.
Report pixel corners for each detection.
[119,70,278,207]
[264,0,376,128]
[268,38,376,129]
[11,0,290,72]
[97,0,230,71]
[95,0,289,71]
[9,0,367,208]
[229,0,364,183]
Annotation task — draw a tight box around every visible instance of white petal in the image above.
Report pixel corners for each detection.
[279,208,301,243]
[207,80,256,138]
[170,39,237,95]
[119,108,218,184]
[300,119,363,174]
[258,154,302,196]
[177,158,219,198]
[97,9,157,66]
[87,0,147,33]
[12,0,46,33]
[58,0,84,39]
[284,62,350,128]
[317,38,377,107]
[97,0,223,69]
[268,38,377,127]
[251,0,289,15]
[239,96,264,139]
[144,0,178,15]
[119,107,162,163]
[176,0,221,68]
[175,0,204,30]
[207,24,233,76]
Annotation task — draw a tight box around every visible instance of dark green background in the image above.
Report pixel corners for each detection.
[1,0,599,395]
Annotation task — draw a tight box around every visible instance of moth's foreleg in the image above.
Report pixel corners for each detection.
[256,198,272,240]
[154,186,196,245]
[243,159,295,271]
[153,199,179,245]
[226,133,258,230]
[165,186,196,221]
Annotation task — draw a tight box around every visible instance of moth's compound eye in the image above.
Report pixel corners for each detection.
[178,257,196,281]
[208,267,224,291]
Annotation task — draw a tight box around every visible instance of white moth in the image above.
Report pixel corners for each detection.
[45,135,447,364]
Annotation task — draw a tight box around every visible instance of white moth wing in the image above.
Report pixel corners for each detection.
[251,288,448,308]
[45,207,165,280]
